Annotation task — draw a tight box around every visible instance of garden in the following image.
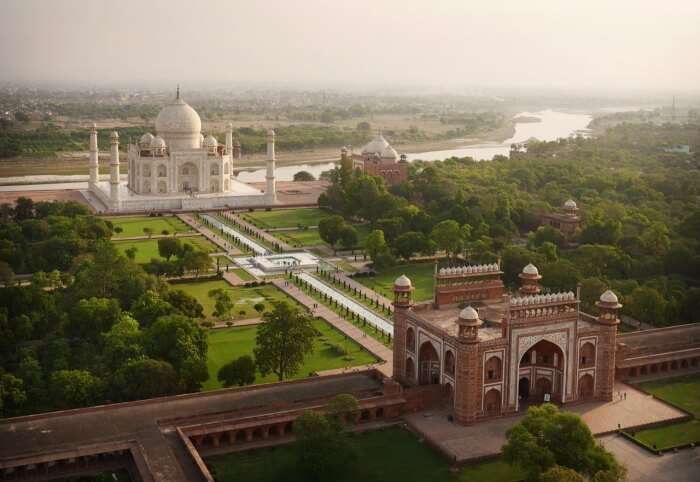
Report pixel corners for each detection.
[626,373,700,451]
[112,236,218,264]
[204,318,377,390]
[355,262,435,302]
[106,215,191,238]
[241,208,332,229]
[205,426,523,482]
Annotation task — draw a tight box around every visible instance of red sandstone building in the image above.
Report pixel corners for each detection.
[342,132,409,186]
[541,199,582,244]
[392,262,621,424]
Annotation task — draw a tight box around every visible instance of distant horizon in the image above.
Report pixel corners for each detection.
[1,0,699,94]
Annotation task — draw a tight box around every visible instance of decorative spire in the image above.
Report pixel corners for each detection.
[176,84,180,100]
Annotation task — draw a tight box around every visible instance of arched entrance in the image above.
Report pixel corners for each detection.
[535,377,553,401]
[179,162,199,192]
[518,377,530,400]
[578,374,594,399]
[484,388,502,416]
[418,341,440,385]
[405,357,415,382]
[518,339,565,406]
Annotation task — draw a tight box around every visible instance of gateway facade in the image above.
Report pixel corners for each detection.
[85,90,277,212]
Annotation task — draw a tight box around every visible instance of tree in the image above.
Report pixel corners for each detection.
[112,358,177,401]
[394,231,426,261]
[164,289,204,319]
[102,314,143,370]
[66,297,122,341]
[624,286,667,325]
[531,225,565,248]
[49,369,102,409]
[293,171,316,182]
[431,220,463,257]
[253,302,266,316]
[537,241,559,262]
[131,290,175,326]
[318,215,346,253]
[254,302,315,381]
[208,288,234,320]
[181,250,211,276]
[325,393,359,429]
[294,409,357,480]
[125,246,138,260]
[338,225,358,251]
[502,404,624,482]
[541,466,586,482]
[143,315,208,391]
[365,229,394,269]
[356,121,371,131]
[541,260,581,291]
[0,261,14,286]
[143,227,153,238]
[218,355,256,387]
[579,217,621,246]
[157,237,182,261]
[0,370,26,417]
[113,226,123,235]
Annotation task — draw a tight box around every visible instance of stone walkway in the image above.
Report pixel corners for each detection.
[221,211,293,252]
[112,232,199,241]
[211,317,263,329]
[406,381,687,463]
[272,279,393,376]
[327,271,394,312]
[600,434,700,482]
[177,213,243,255]
[222,270,247,286]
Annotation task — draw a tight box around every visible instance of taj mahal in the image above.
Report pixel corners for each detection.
[84,89,277,212]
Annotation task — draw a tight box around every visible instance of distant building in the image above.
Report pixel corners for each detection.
[541,199,582,244]
[343,132,409,186]
[85,89,275,212]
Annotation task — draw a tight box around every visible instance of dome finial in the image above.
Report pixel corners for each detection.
[176,84,180,100]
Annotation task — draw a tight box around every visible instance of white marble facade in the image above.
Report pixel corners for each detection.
[86,89,276,212]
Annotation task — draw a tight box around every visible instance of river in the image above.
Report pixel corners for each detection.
[235,109,592,182]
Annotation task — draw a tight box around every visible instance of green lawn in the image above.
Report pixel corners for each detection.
[106,215,191,238]
[172,280,291,320]
[204,318,377,390]
[356,262,435,302]
[206,426,523,482]
[277,229,324,247]
[113,236,218,264]
[242,208,333,229]
[629,373,700,450]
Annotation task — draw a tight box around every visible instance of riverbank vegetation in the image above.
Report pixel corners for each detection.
[320,121,700,326]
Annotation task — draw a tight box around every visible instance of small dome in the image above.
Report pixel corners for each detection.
[600,290,618,303]
[151,136,166,148]
[564,199,577,209]
[381,145,399,160]
[204,134,218,147]
[394,274,412,287]
[459,306,479,321]
[110,131,119,139]
[139,132,154,146]
[361,133,390,155]
[523,263,539,275]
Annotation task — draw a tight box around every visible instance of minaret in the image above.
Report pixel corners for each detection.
[225,122,233,155]
[88,123,99,189]
[392,275,413,384]
[265,129,276,204]
[454,306,483,424]
[109,131,120,210]
[595,290,622,402]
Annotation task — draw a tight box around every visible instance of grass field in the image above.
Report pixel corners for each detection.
[242,208,332,229]
[356,262,435,302]
[106,215,191,238]
[203,318,377,390]
[172,280,291,320]
[277,229,324,247]
[629,373,700,450]
[113,236,218,264]
[206,426,523,482]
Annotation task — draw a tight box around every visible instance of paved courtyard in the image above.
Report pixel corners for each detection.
[406,381,687,463]
[600,435,700,482]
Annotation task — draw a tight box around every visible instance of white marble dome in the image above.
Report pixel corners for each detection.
[381,145,399,160]
[361,134,390,155]
[139,132,154,146]
[600,290,618,303]
[564,199,577,209]
[203,134,218,147]
[523,263,539,275]
[155,94,202,151]
[394,274,412,287]
[151,136,166,149]
[459,306,479,321]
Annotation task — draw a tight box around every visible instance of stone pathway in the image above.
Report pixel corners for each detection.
[221,211,293,252]
[406,381,687,463]
[272,279,393,376]
[599,434,700,482]
[326,271,394,312]
[177,213,243,255]
[211,317,263,329]
[222,270,247,286]
[111,232,199,241]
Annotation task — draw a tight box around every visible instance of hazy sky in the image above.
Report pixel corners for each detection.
[1,0,699,92]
